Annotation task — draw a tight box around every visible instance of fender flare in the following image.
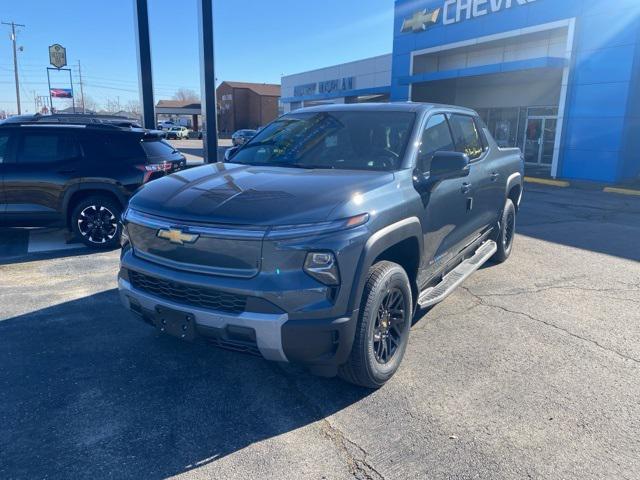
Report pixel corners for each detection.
[347,217,423,313]
[505,172,523,209]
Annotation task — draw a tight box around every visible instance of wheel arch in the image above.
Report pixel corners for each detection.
[506,172,523,212]
[347,217,423,313]
[64,185,127,229]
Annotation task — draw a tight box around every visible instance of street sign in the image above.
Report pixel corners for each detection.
[48,44,67,69]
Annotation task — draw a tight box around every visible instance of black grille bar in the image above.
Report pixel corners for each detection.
[128,270,247,314]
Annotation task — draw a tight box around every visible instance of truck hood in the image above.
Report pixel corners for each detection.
[129,162,394,225]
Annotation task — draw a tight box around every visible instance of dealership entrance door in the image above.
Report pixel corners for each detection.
[523,116,557,166]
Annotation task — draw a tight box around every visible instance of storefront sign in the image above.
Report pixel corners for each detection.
[48,44,67,69]
[294,83,317,97]
[401,8,441,33]
[318,77,354,94]
[400,0,537,32]
[50,88,73,98]
[294,77,355,97]
[443,0,537,25]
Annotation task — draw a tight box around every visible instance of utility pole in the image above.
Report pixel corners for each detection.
[1,21,25,115]
[77,60,85,113]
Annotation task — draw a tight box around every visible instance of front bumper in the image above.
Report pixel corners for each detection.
[118,275,358,372]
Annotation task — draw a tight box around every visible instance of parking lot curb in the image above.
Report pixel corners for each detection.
[603,187,640,197]
[524,176,570,188]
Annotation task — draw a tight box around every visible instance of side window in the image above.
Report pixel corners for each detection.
[0,133,10,163]
[16,132,80,164]
[417,114,455,172]
[448,114,484,161]
[81,133,144,161]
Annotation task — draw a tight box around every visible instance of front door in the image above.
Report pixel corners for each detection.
[524,117,557,166]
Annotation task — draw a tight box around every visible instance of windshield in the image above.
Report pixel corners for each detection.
[230,111,415,171]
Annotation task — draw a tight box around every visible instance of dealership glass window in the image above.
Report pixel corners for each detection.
[485,108,520,148]
[528,107,558,117]
[0,133,9,163]
[289,102,302,112]
[417,114,455,172]
[448,114,483,160]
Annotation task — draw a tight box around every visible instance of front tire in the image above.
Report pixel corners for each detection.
[492,198,516,263]
[339,261,412,389]
[71,195,122,249]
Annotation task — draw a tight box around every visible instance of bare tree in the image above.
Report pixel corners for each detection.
[125,99,141,116]
[75,92,98,113]
[104,97,122,113]
[172,88,199,102]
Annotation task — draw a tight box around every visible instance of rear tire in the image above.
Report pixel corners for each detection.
[492,198,516,263]
[71,195,122,249]
[339,261,412,389]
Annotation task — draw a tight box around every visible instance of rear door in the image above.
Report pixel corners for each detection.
[3,127,83,226]
[447,113,493,243]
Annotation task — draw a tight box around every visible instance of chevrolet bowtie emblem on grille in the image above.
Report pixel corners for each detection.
[157,228,199,245]
[401,8,441,33]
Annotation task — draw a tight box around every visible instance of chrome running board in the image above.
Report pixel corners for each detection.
[418,240,497,308]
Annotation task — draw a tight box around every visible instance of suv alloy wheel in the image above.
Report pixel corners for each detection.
[71,195,122,249]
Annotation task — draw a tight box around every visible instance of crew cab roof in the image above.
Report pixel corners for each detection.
[292,101,478,116]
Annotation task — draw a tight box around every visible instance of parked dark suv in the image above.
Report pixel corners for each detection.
[0,121,187,248]
[118,103,523,388]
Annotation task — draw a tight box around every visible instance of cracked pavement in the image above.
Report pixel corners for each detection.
[1,184,639,479]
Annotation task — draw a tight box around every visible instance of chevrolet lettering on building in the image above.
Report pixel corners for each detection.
[401,0,537,32]
[443,0,537,25]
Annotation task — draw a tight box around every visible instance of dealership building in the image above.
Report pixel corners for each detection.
[281,0,640,183]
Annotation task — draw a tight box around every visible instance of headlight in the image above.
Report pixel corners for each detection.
[120,223,130,248]
[266,213,369,240]
[304,251,340,285]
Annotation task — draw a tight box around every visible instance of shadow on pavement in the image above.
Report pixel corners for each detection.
[516,186,640,262]
[0,289,370,479]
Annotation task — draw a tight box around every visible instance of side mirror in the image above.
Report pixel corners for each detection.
[224,146,239,162]
[429,151,470,182]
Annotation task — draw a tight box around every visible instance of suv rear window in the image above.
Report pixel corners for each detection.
[141,139,176,158]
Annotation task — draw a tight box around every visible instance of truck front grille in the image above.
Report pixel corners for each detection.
[128,270,247,314]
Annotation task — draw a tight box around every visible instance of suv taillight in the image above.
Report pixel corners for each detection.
[135,163,172,183]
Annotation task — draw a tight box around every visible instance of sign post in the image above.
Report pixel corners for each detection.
[48,44,67,68]
[47,44,74,113]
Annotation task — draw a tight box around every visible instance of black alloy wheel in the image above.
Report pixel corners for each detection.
[372,288,407,364]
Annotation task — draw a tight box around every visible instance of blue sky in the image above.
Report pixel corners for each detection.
[0,0,394,114]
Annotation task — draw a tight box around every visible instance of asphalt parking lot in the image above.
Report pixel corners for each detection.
[168,138,232,165]
[1,184,639,479]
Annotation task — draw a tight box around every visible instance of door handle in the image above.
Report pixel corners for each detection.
[57,169,76,174]
[490,172,500,182]
[461,182,472,194]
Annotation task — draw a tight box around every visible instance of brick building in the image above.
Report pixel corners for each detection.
[216,81,281,134]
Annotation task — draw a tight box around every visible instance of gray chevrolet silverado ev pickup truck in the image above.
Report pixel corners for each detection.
[118,103,523,388]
